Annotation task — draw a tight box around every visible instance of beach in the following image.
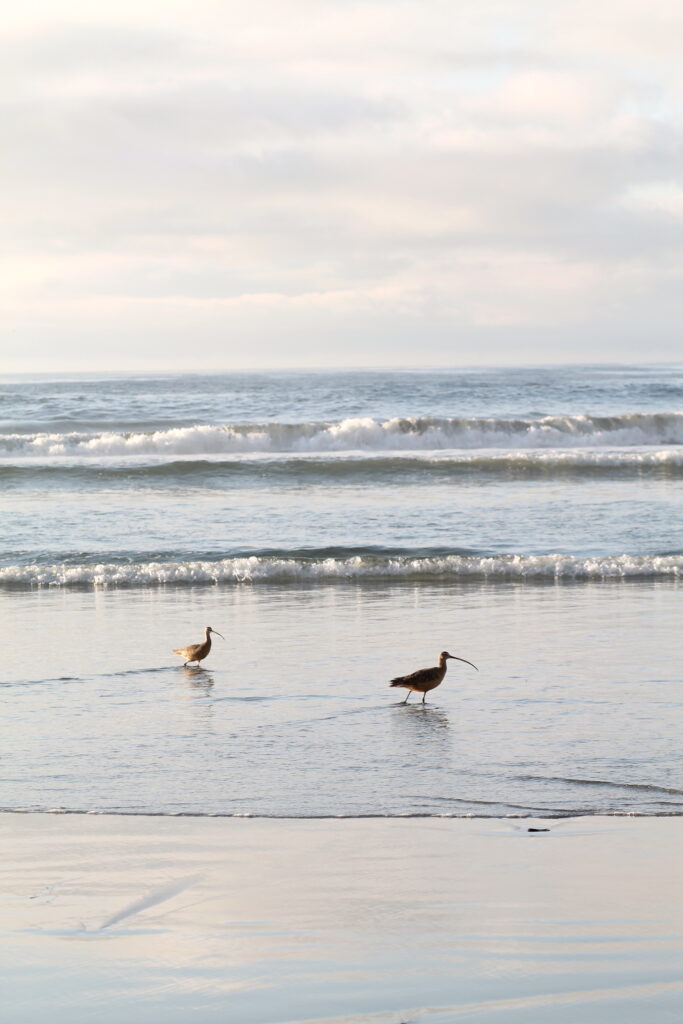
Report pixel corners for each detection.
[2,366,683,1021]
[3,814,683,1023]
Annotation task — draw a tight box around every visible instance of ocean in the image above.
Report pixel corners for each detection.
[2,364,682,818]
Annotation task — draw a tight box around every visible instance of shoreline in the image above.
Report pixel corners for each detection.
[3,808,683,818]
[3,814,683,1023]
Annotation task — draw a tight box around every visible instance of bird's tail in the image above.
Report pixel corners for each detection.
[172,648,183,655]
[389,677,406,686]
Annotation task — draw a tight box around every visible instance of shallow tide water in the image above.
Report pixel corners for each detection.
[2,579,682,818]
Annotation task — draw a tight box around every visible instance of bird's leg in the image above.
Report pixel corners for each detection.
[402,691,411,704]
[422,692,426,704]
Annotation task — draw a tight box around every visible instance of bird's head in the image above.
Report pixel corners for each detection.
[442,651,478,671]
[206,626,225,640]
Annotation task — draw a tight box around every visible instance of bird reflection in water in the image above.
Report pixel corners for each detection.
[182,666,214,696]
[391,704,452,783]
[392,702,450,735]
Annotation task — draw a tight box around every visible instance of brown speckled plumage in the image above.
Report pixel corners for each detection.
[173,626,224,666]
[390,650,478,703]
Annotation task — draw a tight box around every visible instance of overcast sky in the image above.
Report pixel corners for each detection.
[3,0,683,370]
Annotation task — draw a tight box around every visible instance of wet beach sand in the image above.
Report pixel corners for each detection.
[3,813,682,1023]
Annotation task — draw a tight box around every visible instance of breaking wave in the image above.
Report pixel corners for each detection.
[3,551,683,588]
[3,410,683,457]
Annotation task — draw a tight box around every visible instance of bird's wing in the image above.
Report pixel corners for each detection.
[390,666,434,685]
[174,644,198,657]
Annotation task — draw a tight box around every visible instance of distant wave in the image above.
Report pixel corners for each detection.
[3,411,683,457]
[3,449,683,484]
[3,551,683,588]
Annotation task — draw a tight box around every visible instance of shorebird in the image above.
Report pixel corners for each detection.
[173,626,224,667]
[390,650,478,704]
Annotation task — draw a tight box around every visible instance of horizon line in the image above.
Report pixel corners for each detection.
[2,359,682,378]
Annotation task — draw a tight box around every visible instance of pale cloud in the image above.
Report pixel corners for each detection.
[620,181,683,220]
[2,0,683,369]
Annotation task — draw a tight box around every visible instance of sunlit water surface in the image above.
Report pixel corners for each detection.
[2,581,681,817]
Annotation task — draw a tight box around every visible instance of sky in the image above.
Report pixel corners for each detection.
[3,0,683,371]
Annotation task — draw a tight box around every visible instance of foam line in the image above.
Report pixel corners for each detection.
[3,551,683,588]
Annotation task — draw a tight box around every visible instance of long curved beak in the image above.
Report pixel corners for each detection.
[212,630,225,640]
[449,655,478,671]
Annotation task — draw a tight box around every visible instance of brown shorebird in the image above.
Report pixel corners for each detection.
[173,626,224,667]
[390,650,478,704]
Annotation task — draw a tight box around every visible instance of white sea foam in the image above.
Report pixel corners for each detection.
[3,411,683,457]
[3,552,683,588]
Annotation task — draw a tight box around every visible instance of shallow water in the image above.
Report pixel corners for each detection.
[2,580,681,817]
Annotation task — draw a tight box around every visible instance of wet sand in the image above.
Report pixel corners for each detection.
[2,814,682,1023]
